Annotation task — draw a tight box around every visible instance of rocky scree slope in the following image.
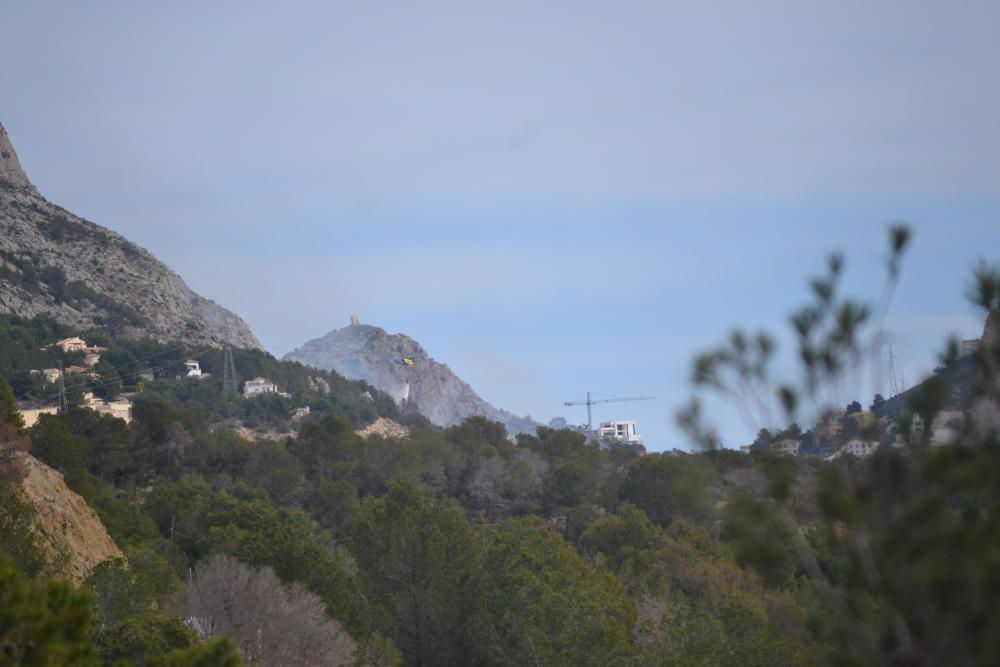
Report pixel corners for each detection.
[0,121,260,349]
[16,451,124,584]
[284,323,539,435]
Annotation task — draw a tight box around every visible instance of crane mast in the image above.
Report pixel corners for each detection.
[563,391,655,432]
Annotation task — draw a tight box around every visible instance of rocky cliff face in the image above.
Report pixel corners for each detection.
[0,123,39,197]
[284,323,539,436]
[16,451,124,584]
[0,121,261,349]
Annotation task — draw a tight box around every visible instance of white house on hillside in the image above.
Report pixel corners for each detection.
[54,337,87,353]
[81,392,133,423]
[839,439,877,458]
[33,368,62,384]
[909,409,966,447]
[184,360,203,378]
[243,377,278,397]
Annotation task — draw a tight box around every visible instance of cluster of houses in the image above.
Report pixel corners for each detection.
[186,364,290,400]
[31,337,109,384]
[738,406,969,460]
[20,337,137,427]
[19,334,305,432]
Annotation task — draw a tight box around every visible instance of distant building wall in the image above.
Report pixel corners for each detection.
[772,439,800,456]
[598,420,642,444]
[19,406,59,428]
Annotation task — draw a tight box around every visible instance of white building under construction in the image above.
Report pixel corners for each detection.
[597,420,642,445]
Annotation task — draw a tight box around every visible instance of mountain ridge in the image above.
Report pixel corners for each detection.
[0,121,261,349]
[284,322,540,435]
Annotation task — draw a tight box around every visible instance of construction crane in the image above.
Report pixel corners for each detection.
[564,391,655,432]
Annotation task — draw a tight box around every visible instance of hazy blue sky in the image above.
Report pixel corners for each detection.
[3,2,999,448]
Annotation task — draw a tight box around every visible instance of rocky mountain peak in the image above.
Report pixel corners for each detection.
[0,122,39,196]
[284,321,539,436]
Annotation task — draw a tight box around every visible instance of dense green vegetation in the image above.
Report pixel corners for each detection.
[0,362,823,665]
[1,234,998,665]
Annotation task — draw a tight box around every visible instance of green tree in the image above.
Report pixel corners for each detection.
[543,459,598,509]
[95,613,198,667]
[471,517,636,667]
[348,479,479,667]
[145,478,357,626]
[618,454,715,526]
[162,638,244,667]
[28,412,97,499]
[0,552,99,666]
[0,374,29,481]
[0,374,25,435]
[0,480,49,577]
[93,360,122,400]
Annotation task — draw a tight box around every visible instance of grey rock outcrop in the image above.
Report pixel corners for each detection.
[284,322,539,436]
[0,123,39,196]
[0,121,261,349]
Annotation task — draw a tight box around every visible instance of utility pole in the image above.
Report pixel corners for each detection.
[222,320,239,400]
[564,391,655,432]
[222,344,238,400]
[887,344,901,398]
[57,361,68,414]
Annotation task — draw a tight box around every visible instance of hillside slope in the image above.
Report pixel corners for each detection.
[875,308,999,420]
[284,322,539,435]
[0,121,260,349]
[16,451,123,584]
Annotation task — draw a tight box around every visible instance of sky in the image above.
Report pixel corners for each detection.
[2,1,999,449]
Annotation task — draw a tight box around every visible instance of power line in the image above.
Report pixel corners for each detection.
[33,345,216,403]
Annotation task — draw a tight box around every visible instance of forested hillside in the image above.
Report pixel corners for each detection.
[2,243,999,666]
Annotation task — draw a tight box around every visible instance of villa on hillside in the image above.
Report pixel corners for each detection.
[46,337,108,356]
[53,337,87,353]
[243,377,278,397]
[82,392,133,423]
[184,360,204,378]
[835,439,878,458]
[772,439,800,456]
[32,368,62,384]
